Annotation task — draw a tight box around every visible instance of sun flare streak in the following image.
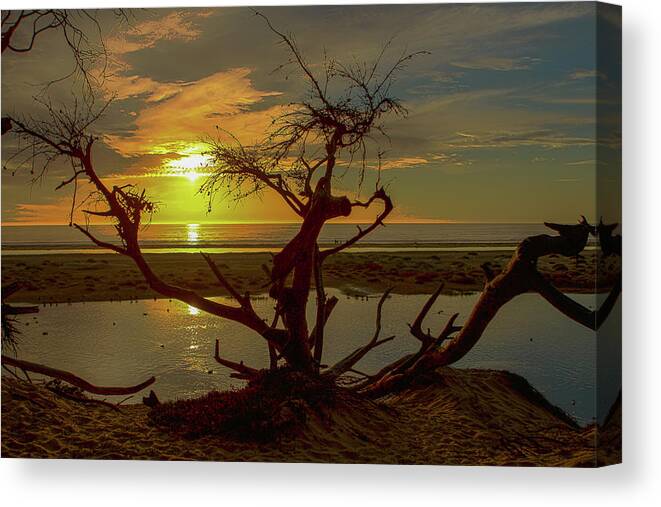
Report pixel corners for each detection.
[162,151,213,182]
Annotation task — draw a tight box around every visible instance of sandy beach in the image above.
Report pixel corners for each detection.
[0,369,620,465]
[1,247,621,466]
[1,249,620,304]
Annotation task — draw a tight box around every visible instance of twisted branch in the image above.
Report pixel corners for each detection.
[214,339,259,380]
[320,188,393,259]
[323,288,395,378]
[1,355,155,396]
[360,218,622,397]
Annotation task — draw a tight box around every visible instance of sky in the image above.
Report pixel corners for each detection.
[1,3,621,226]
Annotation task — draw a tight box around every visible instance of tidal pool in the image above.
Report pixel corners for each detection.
[8,289,620,425]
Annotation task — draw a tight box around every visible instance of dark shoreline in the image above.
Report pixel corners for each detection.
[2,249,619,304]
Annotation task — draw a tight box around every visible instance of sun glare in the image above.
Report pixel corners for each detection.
[187,223,199,242]
[163,152,213,182]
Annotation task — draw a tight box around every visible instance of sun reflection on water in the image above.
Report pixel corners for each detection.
[187,223,199,243]
[187,305,200,316]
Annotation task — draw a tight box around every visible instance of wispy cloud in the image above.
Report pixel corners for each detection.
[106,68,282,156]
[9,201,71,225]
[444,129,595,150]
[1,3,612,225]
[106,10,213,56]
[379,157,429,170]
[569,69,607,81]
[451,56,540,72]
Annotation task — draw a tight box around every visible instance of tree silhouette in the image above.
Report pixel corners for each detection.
[5,14,424,376]
[3,13,621,397]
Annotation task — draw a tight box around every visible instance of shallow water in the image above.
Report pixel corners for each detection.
[7,290,620,425]
[2,222,599,255]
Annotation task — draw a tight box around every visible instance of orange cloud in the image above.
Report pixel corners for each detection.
[106,75,184,103]
[99,11,285,167]
[105,67,283,157]
[9,201,73,225]
[106,10,213,56]
[101,10,213,102]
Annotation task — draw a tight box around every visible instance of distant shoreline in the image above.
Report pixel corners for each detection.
[1,249,619,304]
[1,242,525,256]
[1,241,600,256]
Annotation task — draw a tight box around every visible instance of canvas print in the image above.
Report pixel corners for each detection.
[1,2,621,466]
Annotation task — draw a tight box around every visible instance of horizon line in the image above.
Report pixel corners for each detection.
[1,220,557,227]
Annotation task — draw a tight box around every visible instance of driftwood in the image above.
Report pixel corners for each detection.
[4,12,621,402]
[359,219,621,397]
[1,355,155,395]
[2,304,39,315]
[596,219,621,257]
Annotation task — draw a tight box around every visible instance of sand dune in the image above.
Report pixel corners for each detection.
[1,368,616,466]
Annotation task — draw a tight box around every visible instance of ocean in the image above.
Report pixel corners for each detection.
[1,222,592,255]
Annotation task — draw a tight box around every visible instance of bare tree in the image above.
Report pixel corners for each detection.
[200,12,423,372]
[4,14,621,399]
[6,14,421,377]
[1,9,156,398]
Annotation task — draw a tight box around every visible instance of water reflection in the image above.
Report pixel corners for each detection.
[9,290,621,425]
[186,223,199,243]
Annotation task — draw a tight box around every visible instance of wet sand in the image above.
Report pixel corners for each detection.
[0,369,617,466]
[1,249,620,303]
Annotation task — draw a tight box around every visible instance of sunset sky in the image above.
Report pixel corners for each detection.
[1,3,621,225]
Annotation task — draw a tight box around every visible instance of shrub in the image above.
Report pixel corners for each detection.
[149,367,336,442]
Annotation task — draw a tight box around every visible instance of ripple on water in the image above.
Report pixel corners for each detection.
[11,289,620,425]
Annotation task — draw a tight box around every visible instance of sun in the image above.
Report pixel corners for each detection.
[163,152,213,182]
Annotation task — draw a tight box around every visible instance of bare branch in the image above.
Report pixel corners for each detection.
[310,295,339,354]
[409,283,445,345]
[55,169,85,190]
[533,271,622,330]
[323,289,395,378]
[320,188,393,259]
[2,9,130,100]
[73,223,126,255]
[214,339,259,380]
[1,355,155,396]
[201,252,251,308]
[359,216,621,398]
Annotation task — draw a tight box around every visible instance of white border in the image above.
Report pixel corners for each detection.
[1,1,659,505]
